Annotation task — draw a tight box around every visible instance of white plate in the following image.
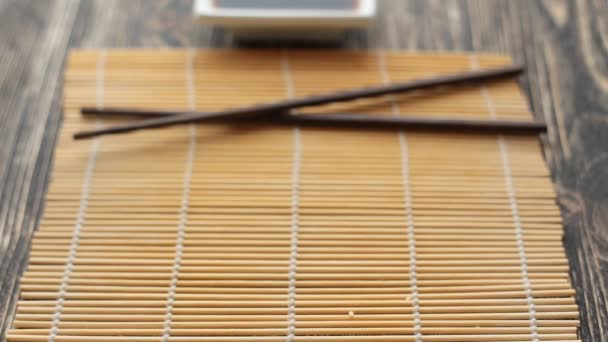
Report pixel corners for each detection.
[194,0,376,37]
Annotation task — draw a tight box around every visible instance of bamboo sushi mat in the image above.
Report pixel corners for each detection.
[7,49,580,342]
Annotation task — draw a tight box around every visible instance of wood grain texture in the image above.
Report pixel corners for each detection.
[0,0,605,340]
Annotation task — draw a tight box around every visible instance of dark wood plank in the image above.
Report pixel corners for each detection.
[0,0,606,341]
[520,1,608,340]
[0,0,81,335]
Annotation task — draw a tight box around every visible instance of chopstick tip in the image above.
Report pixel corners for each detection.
[73,131,93,140]
[81,107,98,115]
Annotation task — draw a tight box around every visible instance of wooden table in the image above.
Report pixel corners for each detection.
[0,1,606,340]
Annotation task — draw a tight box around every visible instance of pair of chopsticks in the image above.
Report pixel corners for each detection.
[74,64,546,140]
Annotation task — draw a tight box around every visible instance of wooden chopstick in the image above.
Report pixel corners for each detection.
[80,109,547,135]
[73,64,523,139]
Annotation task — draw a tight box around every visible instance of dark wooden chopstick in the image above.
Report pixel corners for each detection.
[267,113,546,134]
[73,65,523,139]
[81,108,546,135]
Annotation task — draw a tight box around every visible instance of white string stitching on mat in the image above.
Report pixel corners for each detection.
[377,51,422,342]
[48,50,106,342]
[282,49,301,342]
[498,136,539,342]
[162,49,198,342]
[469,55,539,342]
[96,50,106,110]
[186,48,197,111]
[469,55,497,120]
